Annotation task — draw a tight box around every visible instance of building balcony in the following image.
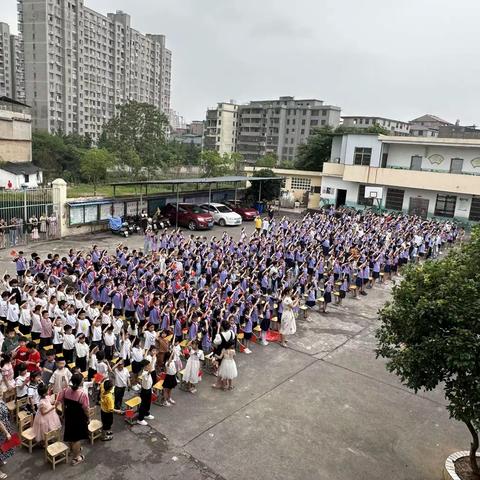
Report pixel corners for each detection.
[322,162,345,177]
[323,163,480,196]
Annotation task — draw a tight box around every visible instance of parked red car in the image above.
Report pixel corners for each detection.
[162,203,214,230]
[226,200,258,221]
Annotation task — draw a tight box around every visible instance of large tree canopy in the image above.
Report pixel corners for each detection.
[376,227,480,477]
[98,101,169,174]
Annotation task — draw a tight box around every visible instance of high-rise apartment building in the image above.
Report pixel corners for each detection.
[203,102,238,155]
[19,1,172,140]
[0,23,13,98]
[203,96,341,163]
[236,96,341,164]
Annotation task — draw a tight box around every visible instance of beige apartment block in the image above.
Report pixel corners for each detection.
[203,102,238,155]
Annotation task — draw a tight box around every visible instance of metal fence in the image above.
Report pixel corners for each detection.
[0,188,58,249]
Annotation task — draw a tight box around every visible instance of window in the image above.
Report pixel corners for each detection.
[434,194,457,218]
[385,188,405,211]
[354,147,372,166]
[450,158,463,173]
[311,186,321,194]
[381,152,388,168]
[24,174,30,183]
[357,184,373,206]
[469,196,480,221]
[410,155,422,171]
[310,120,318,126]
[291,177,312,190]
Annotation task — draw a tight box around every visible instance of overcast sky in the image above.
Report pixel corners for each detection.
[3,0,480,124]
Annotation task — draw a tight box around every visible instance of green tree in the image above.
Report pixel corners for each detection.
[256,153,277,168]
[80,148,115,195]
[247,168,281,202]
[99,101,169,175]
[200,150,234,177]
[376,228,480,478]
[32,131,84,181]
[295,126,335,171]
[117,148,143,179]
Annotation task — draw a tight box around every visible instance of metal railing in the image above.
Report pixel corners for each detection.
[0,219,60,249]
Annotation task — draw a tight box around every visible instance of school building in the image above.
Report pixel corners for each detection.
[244,167,323,209]
[321,134,480,222]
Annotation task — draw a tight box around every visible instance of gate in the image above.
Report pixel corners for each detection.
[0,187,59,249]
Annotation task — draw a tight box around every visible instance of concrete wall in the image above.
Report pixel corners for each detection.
[0,169,42,189]
[0,109,32,162]
[337,134,382,166]
[320,174,475,220]
[387,143,480,174]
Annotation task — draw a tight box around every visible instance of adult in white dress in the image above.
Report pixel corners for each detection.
[279,290,297,347]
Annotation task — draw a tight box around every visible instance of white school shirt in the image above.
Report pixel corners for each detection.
[112,318,123,336]
[120,339,131,360]
[165,361,177,375]
[114,368,130,388]
[75,341,89,358]
[131,347,143,363]
[145,353,156,372]
[140,370,153,390]
[65,313,77,329]
[101,313,111,326]
[75,298,85,310]
[103,331,115,347]
[15,374,29,397]
[53,326,63,345]
[87,306,100,320]
[19,308,32,326]
[35,296,48,309]
[6,303,19,323]
[77,318,90,337]
[97,361,108,376]
[62,333,75,350]
[56,290,66,302]
[0,300,8,318]
[91,325,102,342]
[89,353,98,370]
[143,330,156,351]
[31,313,42,334]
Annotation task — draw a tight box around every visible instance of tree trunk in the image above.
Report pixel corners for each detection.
[465,420,480,478]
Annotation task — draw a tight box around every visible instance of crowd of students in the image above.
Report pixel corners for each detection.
[0,207,461,471]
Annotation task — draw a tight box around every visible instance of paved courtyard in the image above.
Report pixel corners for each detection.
[2,219,467,480]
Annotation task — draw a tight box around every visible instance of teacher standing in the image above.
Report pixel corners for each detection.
[56,373,89,466]
[279,289,298,348]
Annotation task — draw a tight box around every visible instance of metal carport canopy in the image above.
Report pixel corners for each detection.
[109,175,284,228]
[109,175,283,186]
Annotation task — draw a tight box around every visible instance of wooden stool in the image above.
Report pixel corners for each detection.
[270,316,279,331]
[44,429,69,470]
[87,407,103,444]
[19,413,37,454]
[152,380,164,406]
[124,396,141,424]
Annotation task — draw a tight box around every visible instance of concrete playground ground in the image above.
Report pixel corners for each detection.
[1,216,467,480]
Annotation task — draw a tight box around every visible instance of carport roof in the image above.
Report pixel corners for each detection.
[109,175,283,187]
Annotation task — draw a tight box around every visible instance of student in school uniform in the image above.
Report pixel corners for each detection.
[136,359,154,426]
[62,325,75,364]
[49,358,72,394]
[75,334,89,373]
[113,360,130,410]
